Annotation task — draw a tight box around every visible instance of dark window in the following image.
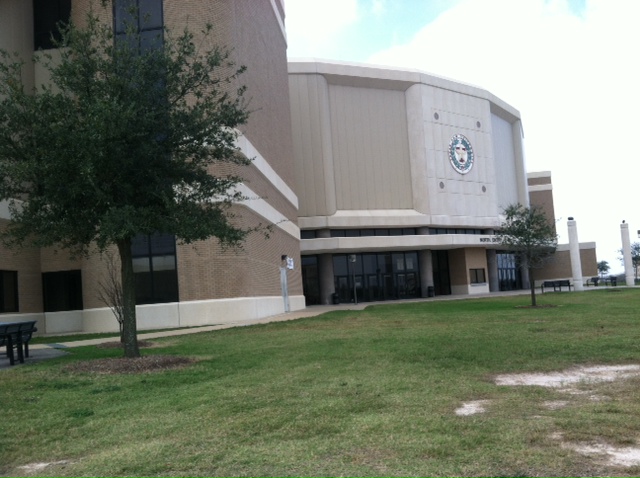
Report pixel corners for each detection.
[42,270,83,312]
[114,0,164,49]
[470,268,486,284]
[497,252,522,291]
[132,233,178,304]
[301,256,320,305]
[0,271,19,313]
[33,0,71,50]
[300,230,317,239]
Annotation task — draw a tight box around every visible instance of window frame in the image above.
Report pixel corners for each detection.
[469,268,487,284]
[0,270,19,313]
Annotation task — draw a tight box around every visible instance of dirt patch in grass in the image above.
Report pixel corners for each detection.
[18,460,75,475]
[64,355,196,374]
[495,364,640,388]
[493,364,640,468]
[96,340,155,349]
[455,400,490,416]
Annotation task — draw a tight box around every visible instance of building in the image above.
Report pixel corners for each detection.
[527,171,597,284]
[288,60,596,305]
[0,3,597,334]
[0,0,304,334]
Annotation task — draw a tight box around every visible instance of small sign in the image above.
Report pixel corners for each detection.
[286,257,294,270]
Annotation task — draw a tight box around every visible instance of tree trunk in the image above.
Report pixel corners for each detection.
[529,266,537,307]
[117,238,140,358]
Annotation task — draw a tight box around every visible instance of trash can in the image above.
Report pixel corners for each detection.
[332,292,340,304]
[427,286,435,298]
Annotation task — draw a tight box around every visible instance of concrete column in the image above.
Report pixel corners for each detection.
[418,249,434,297]
[486,249,499,292]
[318,253,335,305]
[567,217,584,291]
[621,222,634,286]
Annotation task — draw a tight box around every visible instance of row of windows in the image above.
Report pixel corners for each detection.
[1,234,178,314]
[301,228,418,239]
[430,228,488,235]
[34,0,164,51]
[301,227,489,239]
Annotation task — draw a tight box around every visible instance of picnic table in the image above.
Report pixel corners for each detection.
[0,321,38,366]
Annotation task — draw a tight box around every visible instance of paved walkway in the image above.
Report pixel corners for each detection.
[1,287,626,370]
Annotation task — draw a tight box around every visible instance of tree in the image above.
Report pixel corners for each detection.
[618,242,640,281]
[0,6,253,357]
[597,260,610,279]
[496,203,558,306]
[97,250,125,343]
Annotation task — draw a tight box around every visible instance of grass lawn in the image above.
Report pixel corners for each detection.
[3,289,640,476]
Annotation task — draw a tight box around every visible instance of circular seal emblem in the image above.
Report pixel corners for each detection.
[448,134,474,175]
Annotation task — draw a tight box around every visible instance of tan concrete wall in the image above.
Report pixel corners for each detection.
[529,188,557,232]
[0,0,35,91]
[448,249,467,288]
[448,247,489,295]
[291,61,527,231]
[0,221,42,314]
[535,246,597,282]
[580,247,597,277]
[289,73,335,217]
[528,176,551,186]
[177,205,302,301]
[465,248,488,278]
[329,84,412,210]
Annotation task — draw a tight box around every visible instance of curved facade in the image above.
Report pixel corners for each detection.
[289,60,555,304]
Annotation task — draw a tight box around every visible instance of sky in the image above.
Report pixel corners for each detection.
[284,0,640,275]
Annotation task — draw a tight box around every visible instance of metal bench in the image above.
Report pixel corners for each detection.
[541,280,572,293]
[0,321,38,366]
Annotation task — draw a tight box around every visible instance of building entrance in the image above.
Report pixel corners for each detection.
[333,252,420,303]
[497,252,522,291]
[432,250,451,296]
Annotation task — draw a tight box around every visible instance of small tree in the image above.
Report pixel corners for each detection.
[97,250,125,343]
[597,260,610,279]
[496,203,558,306]
[0,6,253,357]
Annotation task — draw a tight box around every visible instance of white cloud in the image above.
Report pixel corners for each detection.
[284,0,640,272]
[372,0,386,16]
[285,0,359,58]
[367,0,640,271]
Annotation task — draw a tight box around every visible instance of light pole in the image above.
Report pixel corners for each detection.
[349,254,357,304]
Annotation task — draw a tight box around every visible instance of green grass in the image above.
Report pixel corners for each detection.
[30,325,214,344]
[3,289,640,476]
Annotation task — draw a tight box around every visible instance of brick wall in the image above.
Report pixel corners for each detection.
[0,221,42,313]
